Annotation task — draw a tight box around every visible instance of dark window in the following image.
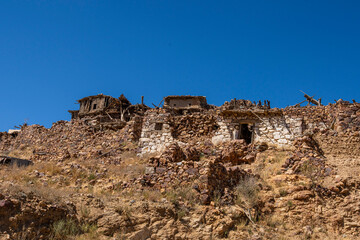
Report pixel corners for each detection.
[88,100,93,111]
[241,124,252,144]
[155,123,163,130]
[234,124,253,144]
[93,104,97,110]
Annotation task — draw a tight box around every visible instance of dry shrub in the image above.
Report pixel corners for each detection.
[142,189,162,202]
[235,176,260,209]
[0,161,63,186]
[165,185,198,206]
[115,205,133,220]
[51,218,80,240]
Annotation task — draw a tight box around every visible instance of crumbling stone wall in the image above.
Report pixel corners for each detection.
[212,110,304,146]
[126,115,143,141]
[314,132,360,157]
[139,110,174,154]
[170,113,219,142]
[254,115,303,145]
[0,132,19,153]
[212,101,360,147]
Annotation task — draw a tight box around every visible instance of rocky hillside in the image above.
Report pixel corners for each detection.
[0,109,360,239]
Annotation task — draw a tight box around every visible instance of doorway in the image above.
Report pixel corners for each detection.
[234,123,253,144]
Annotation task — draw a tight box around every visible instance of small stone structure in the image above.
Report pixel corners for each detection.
[163,95,208,110]
[69,94,118,120]
[212,108,304,146]
[139,109,174,153]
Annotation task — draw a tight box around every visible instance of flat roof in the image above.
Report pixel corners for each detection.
[77,94,114,102]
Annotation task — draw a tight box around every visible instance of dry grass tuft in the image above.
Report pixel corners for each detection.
[235,176,260,209]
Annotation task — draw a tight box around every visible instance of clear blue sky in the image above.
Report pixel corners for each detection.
[1,1,359,131]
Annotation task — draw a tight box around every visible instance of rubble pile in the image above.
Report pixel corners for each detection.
[0,132,18,152]
[140,158,256,205]
[0,185,77,239]
[0,120,130,163]
[197,159,256,205]
[282,136,329,178]
[218,140,257,164]
[149,143,187,166]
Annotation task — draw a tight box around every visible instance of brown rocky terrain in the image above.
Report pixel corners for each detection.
[1,102,360,240]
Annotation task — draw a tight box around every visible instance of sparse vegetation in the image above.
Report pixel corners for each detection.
[115,205,133,219]
[165,185,198,205]
[50,218,80,240]
[235,176,260,209]
[279,188,288,197]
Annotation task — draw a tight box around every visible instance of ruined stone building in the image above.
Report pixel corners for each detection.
[163,95,208,111]
[68,94,149,130]
[68,94,358,154]
[68,94,119,120]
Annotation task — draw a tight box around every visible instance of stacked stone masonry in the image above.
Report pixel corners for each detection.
[2,96,359,156]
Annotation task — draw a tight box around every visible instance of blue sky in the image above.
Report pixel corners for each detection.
[1,1,359,131]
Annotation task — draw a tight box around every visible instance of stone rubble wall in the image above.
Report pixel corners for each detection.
[139,110,174,154]
[254,116,304,146]
[2,100,359,157]
[169,113,219,142]
[126,115,143,141]
[138,159,253,205]
[0,120,128,163]
[211,117,233,145]
[212,115,305,147]
[314,132,360,157]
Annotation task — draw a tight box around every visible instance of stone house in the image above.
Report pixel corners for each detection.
[68,94,149,130]
[211,98,304,146]
[163,95,208,112]
[68,94,120,120]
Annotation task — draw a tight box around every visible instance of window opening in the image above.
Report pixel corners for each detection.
[88,100,93,111]
[155,123,163,130]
